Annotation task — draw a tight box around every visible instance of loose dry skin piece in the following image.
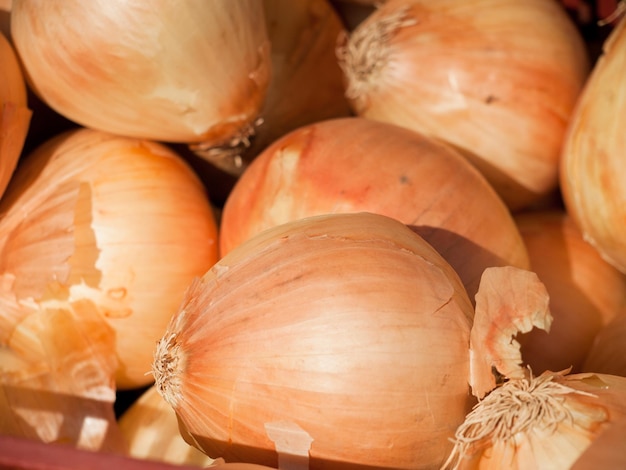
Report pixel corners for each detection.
[469,266,552,399]
[0,299,126,453]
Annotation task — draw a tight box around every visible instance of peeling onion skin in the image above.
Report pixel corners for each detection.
[560,13,626,274]
[514,209,626,375]
[0,128,220,389]
[337,0,589,211]
[220,117,530,302]
[9,0,271,148]
[153,212,476,470]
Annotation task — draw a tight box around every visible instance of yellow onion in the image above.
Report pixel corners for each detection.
[0,29,31,199]
[118,385,215,467]
[442,370,626,470]
[9,0,271,162]
[193,0,352,176]
[336,0,589,210]
[0,300,127,453]
[560,11,626,273]
[514,209,626,374]
[583,309,626,377]
[152,212,552,469]
[219,117,529,301]
[0,128,219,389]
[154,212,476,469]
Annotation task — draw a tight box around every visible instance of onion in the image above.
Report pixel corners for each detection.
[0,29,31,199]
[0,128,219,389]
[118,385,215,467]
[152,212,552,469]
[514,209,626,374]
[442,370,626,470]
[336,0,589,211]
[194,0,352,176]
[9,0,271,163]
[154,212,476,469]
[560,10,626,273]
[583,309,626,377]
[219,117,529,301]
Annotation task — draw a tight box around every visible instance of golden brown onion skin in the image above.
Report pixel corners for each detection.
[10,0,270,147]
[337,0,589,211]
[153,212,476,470]
[220,117,529,301]
[514,209,626,374]
[560,15,626,274]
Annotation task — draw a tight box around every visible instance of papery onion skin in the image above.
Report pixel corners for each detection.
[560,13,626,274]
[153,212,476,470]
[514,209,626,374]
[0,30,31,199]
[10,0,271,149]
[337,0,589,211]
[219,117,529,301]
[0,128,219,389]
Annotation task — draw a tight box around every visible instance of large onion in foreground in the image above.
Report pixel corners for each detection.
[152,212,552,469]
[153,212,477,469]
[560,11,626,273]
[220,117,529,301]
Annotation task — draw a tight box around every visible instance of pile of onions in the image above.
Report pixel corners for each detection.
[0,127,219,389]
[560,9,626,273]
[336,0,589,210]
[0,29,31,199]
[9,0,271,170]
[219,117,529,301]
[152,211,553,469]
[514,209,626,374]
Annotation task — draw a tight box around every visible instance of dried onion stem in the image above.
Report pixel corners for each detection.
[337,6,415,105]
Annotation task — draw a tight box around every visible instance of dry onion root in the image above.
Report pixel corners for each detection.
[336,0,589,211]
[9,0,271,174]
[441,370,626,470]
[0,30,31,199]
[560,7,626,274]
[152,212,552,469]
[0,128,219,389]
